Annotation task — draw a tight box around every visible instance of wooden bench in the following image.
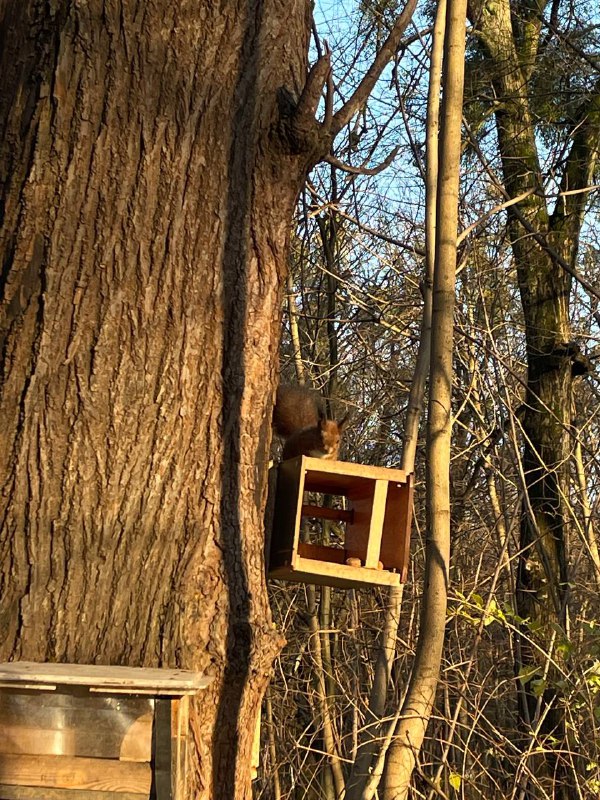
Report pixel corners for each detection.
[0,662,211,800]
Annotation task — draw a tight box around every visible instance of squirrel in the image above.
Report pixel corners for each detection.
[272,385,349,461]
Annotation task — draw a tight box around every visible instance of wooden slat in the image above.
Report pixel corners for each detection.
[151,699,172,800]
[0,754,151,793]
[0,695,152,728]
[0,684,56,692]
[0,785,147,800]
[0,692,152,713]
[0,694,153,761]
[344,481,374,563]
[263,467,280,574]
[0,664,210,695]
[0,723,151,762]
[301,504,353,523]
[120,712,154,762]
[271,556,401,589]
[297,543,347,564]
[267,459,305,572]
[89,689,167,696]
[170,697,189,738]
[364,480,387,568]
[171,697,189,800]
[300,456,408,485]
[378,477,413,577]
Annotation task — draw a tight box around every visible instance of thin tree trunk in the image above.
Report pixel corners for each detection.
[345,4,445,795]
[572,422,600,591]
[287,270,308,387]
[382,0,467,793]
[401,0,444,476]
[265,690,282,800]
[307,585,345,799]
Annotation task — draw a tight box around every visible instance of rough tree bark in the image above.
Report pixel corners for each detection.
[0,3,314,796]
[0,1,416,797]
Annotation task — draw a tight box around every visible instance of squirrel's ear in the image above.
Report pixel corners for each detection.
[337,413,350,431]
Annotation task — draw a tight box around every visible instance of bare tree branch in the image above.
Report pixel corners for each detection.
[330,0,418,137]
[550,81,600,264]
[294,51,332,131]
[324,145,399,175]
[462,117,600,302]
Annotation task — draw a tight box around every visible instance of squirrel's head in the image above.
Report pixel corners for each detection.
[317,412,349,459]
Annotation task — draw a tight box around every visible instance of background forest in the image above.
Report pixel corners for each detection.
[256,0,600,798]
[0,0,597,795]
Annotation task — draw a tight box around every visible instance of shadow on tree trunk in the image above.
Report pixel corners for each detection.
[213,3,264,795]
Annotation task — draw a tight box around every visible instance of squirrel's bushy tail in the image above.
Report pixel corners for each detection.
[272,385,324,437]
[273,385,348,460]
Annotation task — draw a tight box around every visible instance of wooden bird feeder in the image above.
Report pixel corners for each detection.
[266,456,413,589]
[0,661,212,800]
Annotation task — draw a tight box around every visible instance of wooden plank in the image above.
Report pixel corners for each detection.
[89,689,175,696]
[121,711,154,762]
[267,459,305,572]
[0,684,56,692]
[0,785,147,800]
[171,697,189,800]
[296,543,347,564]
[0,664,211,695]
[263,467,279,573]
[0,754,151,793]
[170,697,189,738]
[0,692,152,714]
[0,723,151,761]
[270,557,400,589]
[398,474,413,582]
[301,504,353,523]
[0,694,153,761]
[364,480,387,568]
[380,476,413,580]
[300,456,408,484]
[345,481,375,563]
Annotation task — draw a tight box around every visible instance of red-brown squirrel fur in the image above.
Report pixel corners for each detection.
[273,385,348,460]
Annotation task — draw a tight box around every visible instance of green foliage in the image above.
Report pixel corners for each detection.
[462,13,600,164]
[517,664,543,685]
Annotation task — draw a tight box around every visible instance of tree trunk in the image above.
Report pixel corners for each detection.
[345,0,445,792]
[0,2,314,797]
[467,1,600,795]
[382,0,467,794]
[0,1,420,796]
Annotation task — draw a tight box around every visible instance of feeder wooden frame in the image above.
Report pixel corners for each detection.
[267,456,413,589]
